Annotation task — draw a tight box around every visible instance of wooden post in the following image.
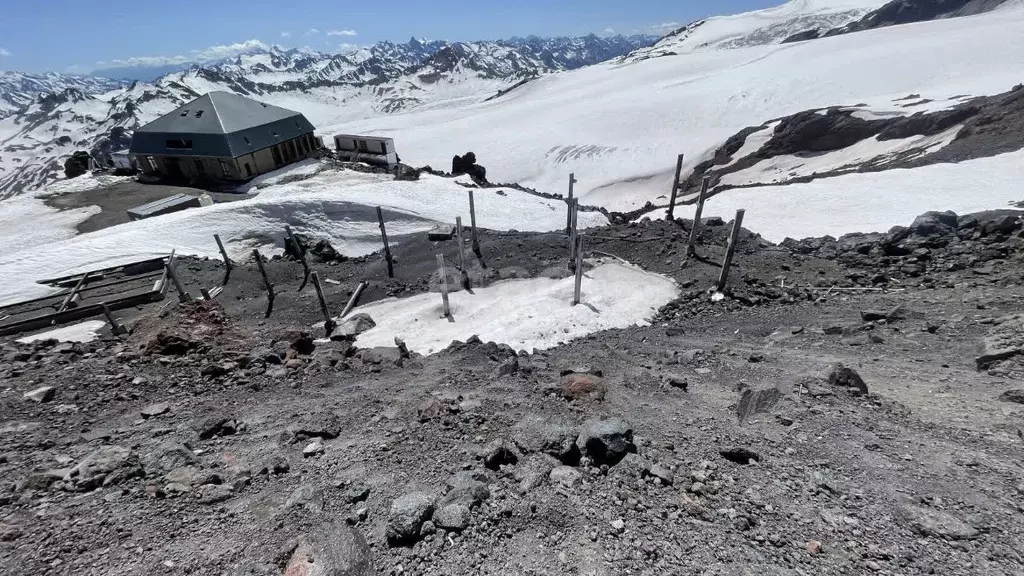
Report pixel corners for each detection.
[253,249,275,317]
[286,225,311,290]
[468,190,480,256]
[310,272,336,336]
[686,175,711,257]
[456,216,470,290]
[377,206,394,278]
[100,302,127,336]
[573,235,584,306]
[566,172,577,233]
[568,198,579,270]
[436,254,450,318]
[158,250,176,296]
[214,234,232,284]
[165,256,192,303]
[717,209,746,292]
[340,281,367,319]
[57,271,90,313]
[666,153,684,221]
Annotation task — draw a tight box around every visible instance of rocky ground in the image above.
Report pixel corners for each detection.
[1,208,1022,576]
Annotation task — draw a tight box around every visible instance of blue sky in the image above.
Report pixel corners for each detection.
[0,0,778,74]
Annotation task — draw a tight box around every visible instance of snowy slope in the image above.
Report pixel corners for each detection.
[0,71,124,118]
[0,169,608,306]
[324,4,1024,211]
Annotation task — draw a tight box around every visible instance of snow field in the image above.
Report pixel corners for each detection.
[16,320,107,344]
[0,170,608,306]
[352,259,679,355]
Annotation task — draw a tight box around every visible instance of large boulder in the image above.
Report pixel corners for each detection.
[909,211,958,237]
[67,446,144,490]
[284,522,373,576]
[386,492,434,546]
[451,152,487,182]
[511,414,580,463]
[576,418,636,466]
[827,364,869,396]
[63,151,91,179]
[330,314,376,342]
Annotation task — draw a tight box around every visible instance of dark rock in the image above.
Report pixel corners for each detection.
[720,448,761,465]
[197,484,234,504]
[286,484,326,512]
[736,387,785,422]
[649,463,675,485]
[143,332,200,356]
[63,151,91,179]
[198,416,241,440]
[480,439,518,470]
[903,505,979,540]
[143,442,197,475]
[576,418,635,466]
[510,414,579,464]
[284,522,373,576]
[392,164,420,181]
[345,485,370,504]
[68,446,144,490]
[548,373,607,402]
[666,375,688,391]
[494,356,519,377]
[330,314,376,341]
[286,331,316,356]
[140,402,170,418]
[417,397,457,422]
[616,453,652,478]
[292,411,342,439]
[441,471,490,508]
[999,389,1024,404]
[451,151,487,182]
[433,503,471,531]
[386,492,434,546]
[910,211,958,236]
[827,363,869,396]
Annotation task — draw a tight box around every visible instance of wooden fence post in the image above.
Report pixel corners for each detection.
[566,172,577,233]
[377,206,394,278]
[253,249,275,317]
[340,281,367,319]
[436,254,450,318]
[456,216,470,290]
[214,234,232,284]
[165,255,192,303]
[568,198,579,270]
[686,175,711,257]
[573,235,585,305]
[57,271,90,314]
[100,302,128,336]
[717,209,746,292]
[666,153,684,221]
[285,225,311,290]
[310,272,336,336]
[468,190,480,256]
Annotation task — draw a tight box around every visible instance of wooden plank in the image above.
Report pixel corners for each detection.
[286,225,311,291]
[566,172,577,233]
[456,216,470,290]
[568,198,579,270]
[0,290,163,337]
[666,154,684,221]
[252,249,275,318]
[468,190,480,255]
[573,235,585,305]
[377,206,394,278]
[437,254,450,318]
[56,272,90,314]
[686,175,711,257]
[717,209,746,292]
[165,256,192,303]
[340,281,367,319]
[214,233,232,284]
[311,272,337,336]
[100,302,128,336]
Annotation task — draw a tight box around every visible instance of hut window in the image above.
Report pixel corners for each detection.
[166,139,193,150]
[219,160,232,177]
[179,109,189,116]
[195,110,205,118]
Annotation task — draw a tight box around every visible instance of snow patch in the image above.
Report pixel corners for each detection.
[16,320,107,344]
[353,260,679,355]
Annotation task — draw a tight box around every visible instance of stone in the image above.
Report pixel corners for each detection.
[143,442,197,474]
[549,465,582,487]
[736,387,785,422]
[284,522,373,576]
[903,505,979,540]
[345,486,370,504]
[616,453,652,478]
[303,440,325,457]
[0,523,22,542]
[720,448,761,465]
[68,446,143,490]
[441,471,490,508]
[610,519,625,533]
[827,364,868,396]
[23,386,56,403]
[198,416,240,440]
[576,418,635,466]
[286,485,326,513]
[330,314,376,341]
[141,402,170,418]
[548,373,607,402]
[510,414,579,464]
[480,439,518,470]
[494,356,519,377]
[196,484,233,504]
[649,464,674,485]
[433,503,472,531]
[292,411,341,439]
[666,375,688,391]
[999,389,1024,404]
[386,492,434,546]
[806,540,823,555]
[417,397,453,422]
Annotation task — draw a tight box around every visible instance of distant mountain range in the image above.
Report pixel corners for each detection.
[0,34,656,197]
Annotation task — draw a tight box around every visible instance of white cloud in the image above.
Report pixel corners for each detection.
[280,31,292,38]
[305,28,321,36]
[327,29,357,37]
[0,48,10,57]
[336,43,359,53]
[95,39,270,69]
[647,22,682,35]
[603,27,616,35]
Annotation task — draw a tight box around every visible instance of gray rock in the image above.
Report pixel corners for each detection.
[286,485,326,513]
[330,314,376,341]
[284,521,373,576]
[736,386,786,422]
[345,485,370,504]
[196,484,233,504]
[433,503,472,531]
[549,465,582,487]
[494,356,519,377]
[576,418,635,466]
[904,506,979,540]
[511,414,579,463]
[999,389,1024,404]
[616,453,651,478]
[68,446,143,490]
[303,440,325,457]
[292,411,342,440]
[827,364,869,396]
[386,492,434,546]
[441,471,490,508]
[23,386,55,403]
[480,439,518,470]
[140,402,170,418]
[649,464,674,485]
[143,442,197,474]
